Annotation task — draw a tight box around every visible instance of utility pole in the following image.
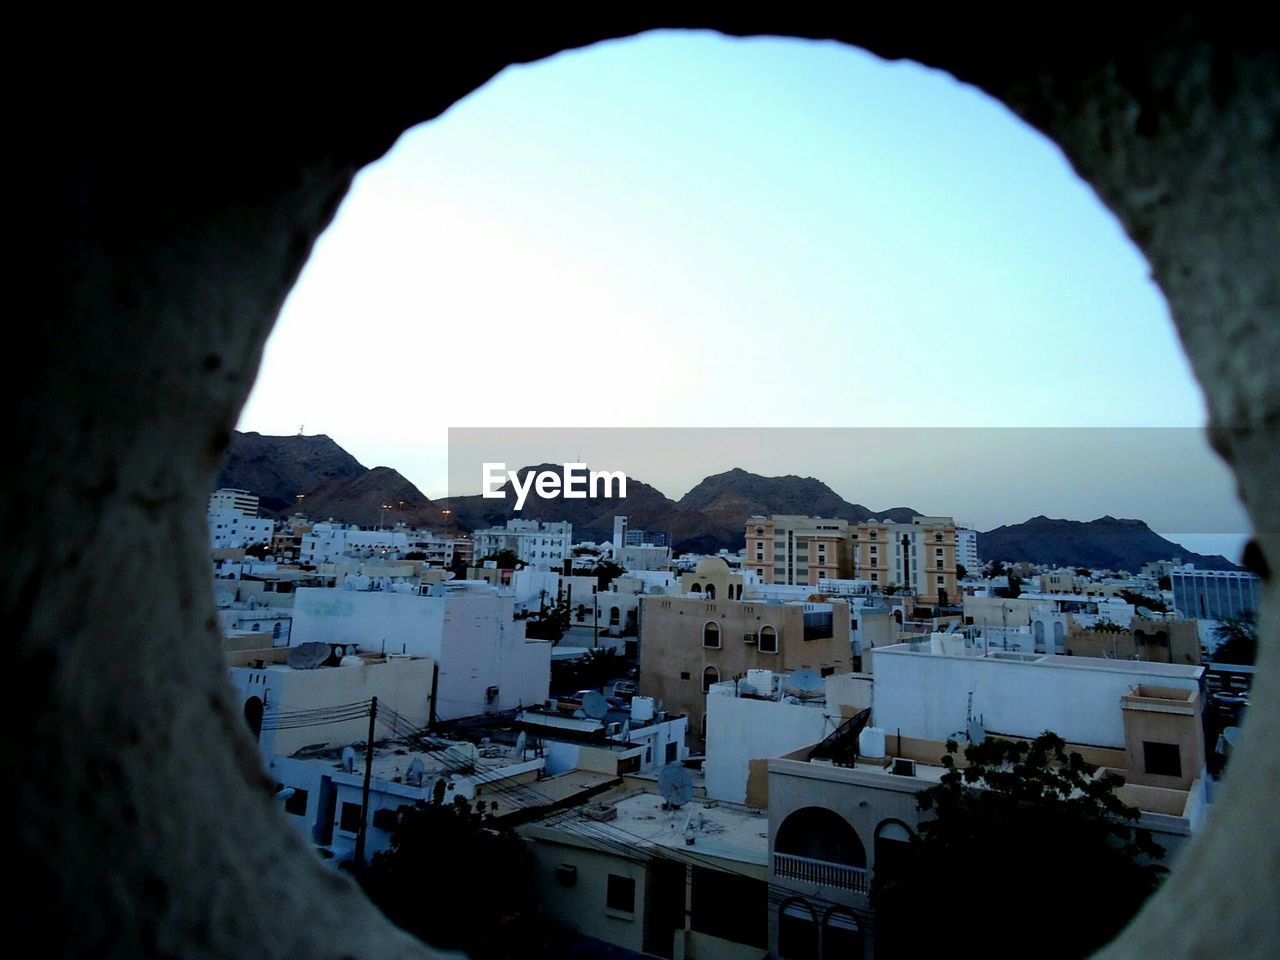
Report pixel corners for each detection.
[354,696,377,869]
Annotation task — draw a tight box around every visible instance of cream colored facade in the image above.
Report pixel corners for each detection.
[851,515,958,605]
[744,516,852,586]
[638,594,851,749]
[680,556,746,600]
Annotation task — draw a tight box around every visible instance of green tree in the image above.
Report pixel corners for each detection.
[478,549,521,569]
[956,563,967,580]
[1212,609,1257,664]
[873,733,1165,960]
[360,794,536,959]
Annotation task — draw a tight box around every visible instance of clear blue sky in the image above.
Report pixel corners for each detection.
[239,31,1242,554]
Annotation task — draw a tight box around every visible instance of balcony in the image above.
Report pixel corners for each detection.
[773,852,870,893]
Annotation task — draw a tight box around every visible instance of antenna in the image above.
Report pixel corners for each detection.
[658,764,694,809]
[287,641,331,670]
[581,691,609,719]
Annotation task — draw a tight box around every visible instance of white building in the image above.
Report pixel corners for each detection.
[209,487,259,517]
[517,696,688,777]
[209,510,274,550]
[704,670,873,805]
[956,527,979,575]
[290,584,551,720]
[300,523,411,564]
[872,638,1203,749]
[473,518,574,570]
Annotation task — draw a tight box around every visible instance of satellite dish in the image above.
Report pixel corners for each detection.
[658,764,694,808]
[619,721,630,743]
[582,691,609,719]
[340,746,357,773]
[405,757,426,787]
[784,669,824,698]
[514,732,527,757]
[287,641,331,670]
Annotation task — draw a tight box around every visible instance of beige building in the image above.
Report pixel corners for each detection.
[680,556,746,600]
[638,593,851,750]
[744,516,853,586]
[851,515,958,605]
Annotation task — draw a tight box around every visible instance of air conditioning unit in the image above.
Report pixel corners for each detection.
[891,758,917,777]
[744,633,758,644]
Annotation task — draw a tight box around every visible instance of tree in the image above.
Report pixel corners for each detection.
[478,549,521,569]
[1212,609,1257,664]
[873,733,1166,960]
[956,563,967,580]
[360,794,537,959]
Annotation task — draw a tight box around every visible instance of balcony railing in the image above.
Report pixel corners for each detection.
[773,852,870,893]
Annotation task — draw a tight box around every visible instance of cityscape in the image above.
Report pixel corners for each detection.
[16,15,1277,960]
[207,441,1259,959]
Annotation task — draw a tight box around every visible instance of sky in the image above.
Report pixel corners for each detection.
[237,31,1246,558]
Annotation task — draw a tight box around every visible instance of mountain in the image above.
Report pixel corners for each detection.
[679,468,920,527]
[977,516,1239,572]
[294,466,438,528]
[216,432,366,514]
[437,464,699,545]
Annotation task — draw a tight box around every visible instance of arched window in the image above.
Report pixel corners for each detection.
[778,899,818,960]
[776,807,867,868]
[874,819,913,882]
[1034,620,1046,652]
[823,909,864,960]
[759,625,779,654]
[242,697,264,742]
[609,606,620,626]
[690,582,702,594]
[1053,620,1066,652]
[703,621,721,648]
[702,665,719,693]
[705,583,716,599]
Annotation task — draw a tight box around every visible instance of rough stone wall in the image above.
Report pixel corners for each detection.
[8,14,1276,959]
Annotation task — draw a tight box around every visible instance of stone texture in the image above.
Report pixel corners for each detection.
[9,13,1276,959]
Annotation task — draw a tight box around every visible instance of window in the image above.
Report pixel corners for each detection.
[338,801,362,834]
[1143,741,1182,778]
[607,874,636,914]
[283,788,308,817]
[680,671,691,680]
[666,741,678,763]
[703,621,721,648]
[702,665,720,692]
[759,625,779,654]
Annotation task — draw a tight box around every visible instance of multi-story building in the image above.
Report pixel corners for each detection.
[1170,564,1259,620]
[473,518,573,570]
[852,516,958,605]
[300,523,409,563]
[763,641,1209,959]
[955,526,979,576]
[638,561,851,750]
[744,516,853,586]
[209,487,260,518]
[208,488,275,550]
[289,582,551,720]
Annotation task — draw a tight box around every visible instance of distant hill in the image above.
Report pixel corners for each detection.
[218,433,1236,571]
[298,466,439,528]
[977,516,1239,572]
[679,468,920,526]
[216,432,366,514]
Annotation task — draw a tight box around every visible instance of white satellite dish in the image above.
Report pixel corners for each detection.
[582,691,610,719]
[658,764,694,808]
[340,746,357,773]
[405,757,426,787]
[287,641,330,670]
[514,732,527,757]
[619,721,630,743]
[784,669,824,698]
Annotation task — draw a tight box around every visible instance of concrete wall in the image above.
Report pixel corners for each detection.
[705,692,837,804]
[873,647,1202,747]
[291,588,550,718]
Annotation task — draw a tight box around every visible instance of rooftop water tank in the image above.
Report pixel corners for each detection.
[630,696,655,723]
[859,726,887,759]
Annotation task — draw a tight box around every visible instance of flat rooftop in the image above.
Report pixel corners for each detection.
[552,790,769,867]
